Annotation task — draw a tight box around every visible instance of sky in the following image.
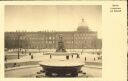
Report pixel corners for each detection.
[5,5,102,38]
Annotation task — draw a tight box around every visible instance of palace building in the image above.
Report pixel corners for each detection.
[5,19,102,49]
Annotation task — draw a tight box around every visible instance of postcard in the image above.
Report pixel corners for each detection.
[0,1,127,81]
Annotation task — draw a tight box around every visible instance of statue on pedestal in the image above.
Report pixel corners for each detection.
[56,34,66,52]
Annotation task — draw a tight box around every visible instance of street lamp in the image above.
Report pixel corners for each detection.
[17,33,21,59]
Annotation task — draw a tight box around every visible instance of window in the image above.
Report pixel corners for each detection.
[49,37,51,40]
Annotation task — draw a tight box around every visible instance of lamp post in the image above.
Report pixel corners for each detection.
[17,33,21,59]
[17,35,20,59]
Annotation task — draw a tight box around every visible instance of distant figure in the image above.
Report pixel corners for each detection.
[85,57,86,61]
[13,63,16,67]
[31,55,33,59]
[72,55,73,58]
[94,57,95,61]
[50,55,52,59]
[5,56,7,62]
[77,54,80,58]
[66,56,69,60]
[29,52,31,56]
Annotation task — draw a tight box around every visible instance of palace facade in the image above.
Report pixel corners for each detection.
[5,19,102,49]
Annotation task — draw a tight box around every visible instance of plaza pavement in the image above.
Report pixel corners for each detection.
[5,51,102,78]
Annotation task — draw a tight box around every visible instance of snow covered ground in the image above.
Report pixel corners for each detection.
[5,49,102,78]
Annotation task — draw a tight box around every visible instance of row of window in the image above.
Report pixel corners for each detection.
[6,35,96,41]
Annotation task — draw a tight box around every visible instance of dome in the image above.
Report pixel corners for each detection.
[77,18,89,32]
[77,26,88,31]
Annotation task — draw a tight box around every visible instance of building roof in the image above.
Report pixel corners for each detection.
[77,18,89,32]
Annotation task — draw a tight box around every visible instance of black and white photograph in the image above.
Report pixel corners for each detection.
[4,5,102,78]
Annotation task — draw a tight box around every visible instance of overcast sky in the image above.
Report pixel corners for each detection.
[5,5,102,38]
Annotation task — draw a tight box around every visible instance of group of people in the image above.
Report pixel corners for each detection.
[29,52,34,59]
[66,54,80,60]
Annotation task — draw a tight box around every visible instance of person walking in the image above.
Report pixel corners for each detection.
[72,55,73,58]
[94,57,95,61]
[50,55,52,59]
[85,57,86,61]
[66,55,69,60]
[77,54,80,58]
[29,52,31,56]
[5,56,7,62]
[31,54,33,59]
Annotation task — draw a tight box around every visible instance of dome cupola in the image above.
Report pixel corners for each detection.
[77,18,89,32]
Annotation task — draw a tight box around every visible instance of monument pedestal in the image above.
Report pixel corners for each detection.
[39,34,85,77]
